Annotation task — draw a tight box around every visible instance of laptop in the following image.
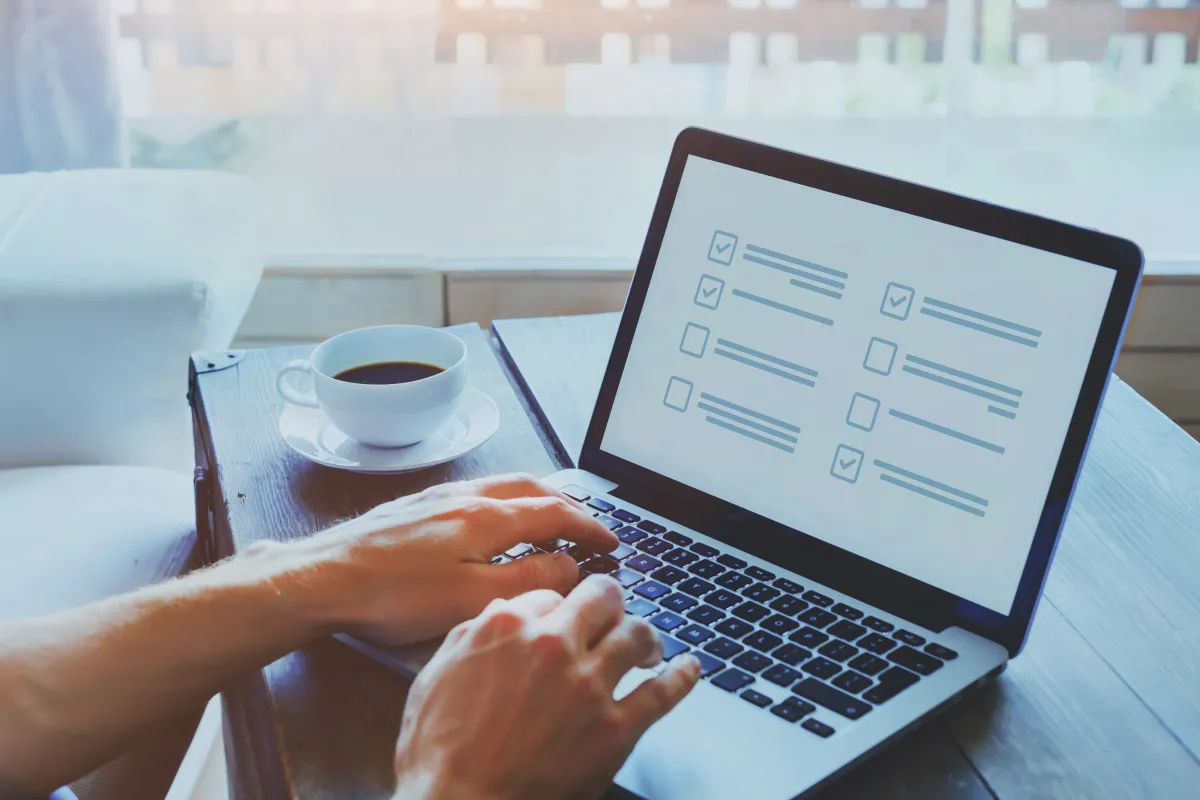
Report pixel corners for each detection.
[346,128,1143,799]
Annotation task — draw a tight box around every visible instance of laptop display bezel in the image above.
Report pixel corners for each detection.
[578,127,1143,658]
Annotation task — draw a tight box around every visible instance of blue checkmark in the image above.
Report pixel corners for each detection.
[830,444,865,484]
[708,230,739,265]
[880,282,915,321]
[695,274,725,309]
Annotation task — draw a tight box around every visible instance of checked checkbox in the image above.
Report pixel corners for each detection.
[694,274,725,310]
[830,444,865,484]
[880,282,915,321]
[707,230,739,265]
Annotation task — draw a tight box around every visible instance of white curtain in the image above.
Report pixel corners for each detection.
[0,0,124,174]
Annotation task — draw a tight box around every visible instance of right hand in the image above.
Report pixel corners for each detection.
[392,576,703,800]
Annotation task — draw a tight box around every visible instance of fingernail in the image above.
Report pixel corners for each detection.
[678,654,703,678]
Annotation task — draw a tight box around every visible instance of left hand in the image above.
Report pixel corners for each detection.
[254,473,620,647]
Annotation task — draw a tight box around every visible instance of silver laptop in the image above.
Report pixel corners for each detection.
[347,128,1143,799]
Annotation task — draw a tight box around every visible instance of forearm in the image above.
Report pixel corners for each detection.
[0,540,337,797]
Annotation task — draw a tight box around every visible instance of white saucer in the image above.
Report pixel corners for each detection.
[279,388,500,474]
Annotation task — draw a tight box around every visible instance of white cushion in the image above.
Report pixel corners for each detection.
[0,466,195,622]
[0,169,263,471]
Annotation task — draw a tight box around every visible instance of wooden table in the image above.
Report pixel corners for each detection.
[494,313,1200,800]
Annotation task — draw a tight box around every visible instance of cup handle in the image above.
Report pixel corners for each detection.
[277,359,320,408]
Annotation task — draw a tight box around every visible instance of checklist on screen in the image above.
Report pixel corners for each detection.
[601,156,1116,615]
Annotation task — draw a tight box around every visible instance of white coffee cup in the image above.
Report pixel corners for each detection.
[277,325,468,448]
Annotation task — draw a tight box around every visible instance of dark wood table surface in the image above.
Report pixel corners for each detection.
[494,313,1200,800]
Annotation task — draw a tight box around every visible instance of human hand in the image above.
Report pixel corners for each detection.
[392,576,702,800]
[260,474,620,647]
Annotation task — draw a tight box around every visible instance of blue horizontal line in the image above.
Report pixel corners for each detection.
[705,416,796,453]
[873,459,989,506]
[743,253,846,289]
[713,350,817,387]
[920,308,1040,348]
[789,278,844,300]
[923,296,1042,337]
[732,289,835,327]
[889,409,1005,454]
[743,244,849,280]
[697,402,799,443]
[879,474,986,518]
[989,406,1017,419]
[902,366,1020,408]
[714,338,818,377]
[700,392,802,434]
[904,354,1023,397]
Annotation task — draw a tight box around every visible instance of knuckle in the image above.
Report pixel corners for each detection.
[575,668,609,700]
[631,619,659,651]
[645,677,676,711]
[476,604,523,637]
[528,630,571,665]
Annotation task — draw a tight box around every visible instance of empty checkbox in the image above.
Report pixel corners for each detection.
[845,393,881,432]
[679,322,710,358]
[862,337,898,376]
[663,376,694,412]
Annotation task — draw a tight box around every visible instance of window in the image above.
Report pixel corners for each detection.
[4,0,1198,261]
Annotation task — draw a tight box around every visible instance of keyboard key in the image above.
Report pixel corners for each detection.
[715,572,753,591]
[651,612,687,632]
[803,590,834,607]
[587,498,615,513]
[744,631,783,652]
[663,531,693,546]
[582,556,620,575]
[827,620,867,641]
[745,566,776,582]
[688,560,725,579]
[831,602,863,620]
[686,605,725,625]
[562,485,590,502]
[650,566,688,585]
[658,632,690,661]
[888,646,944,676]
[762,663,802,687]
[690,542,720,558]
[633,581,671,600]
[637,520,666,534]
[660,592,698,613]
[678,577,716,597]
[773,644,811,666]
[801,657,842,680]
[770,702,807,723]
[790,627,830,648]
[711,668,755,693]
[848,653,889,676]
[732,651,772,673]
[818,641,859,662]
[769,595,808,616]
[676,623,715,646]
[732,602,770,623]
[663,548,699,567]
[596,515,623,531]
[859,633,897,654]
[626,555,663,574]
[799,608,837,628]
[862,666,920,704]
[761,614,800,635]
[490,555,510,565]
[717,554,747,569]
[704,637,744,659]
[895,630,926,647]
[705,588,742,609]
[608,543,637,561]
[625,598,657,617]
[743,583,781,603]
[715,618,754,639]
[792,678,872,720]
[783,696,817,713]
[832,671,873,694]
[772,578,804,594]
[616,526,647,545]
[637,537,673,557]
[741,689,774,708]
[533,538,571,553]
[926,643,959,661]
[613,509,640,523]
[801,718,836,738]
[612,568,644,589]
[505,543,534,558]
[693,651,725,677]
[567,545,597,563]
[863,616,894,633]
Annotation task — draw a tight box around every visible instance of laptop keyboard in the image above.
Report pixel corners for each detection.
[492,485,961,739]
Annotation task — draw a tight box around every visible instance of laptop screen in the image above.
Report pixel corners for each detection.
[600,155,1116,616]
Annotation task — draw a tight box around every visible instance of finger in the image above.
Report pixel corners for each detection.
[466,473,573,503]
[618,655,702,740]
[469,554,580,606]
[550,574,626,649]
[504,588,566,619]
[592,615,663,688]
[476,496,618,555]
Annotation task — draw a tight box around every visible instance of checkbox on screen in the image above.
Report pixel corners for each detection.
[663,376,694,412]
[708,231,738,265]
[862,337,898,376]
[846,393,881,432]
[694,275,725,310]
[679,322,710,358]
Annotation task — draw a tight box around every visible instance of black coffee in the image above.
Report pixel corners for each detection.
[333,361,444,385]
